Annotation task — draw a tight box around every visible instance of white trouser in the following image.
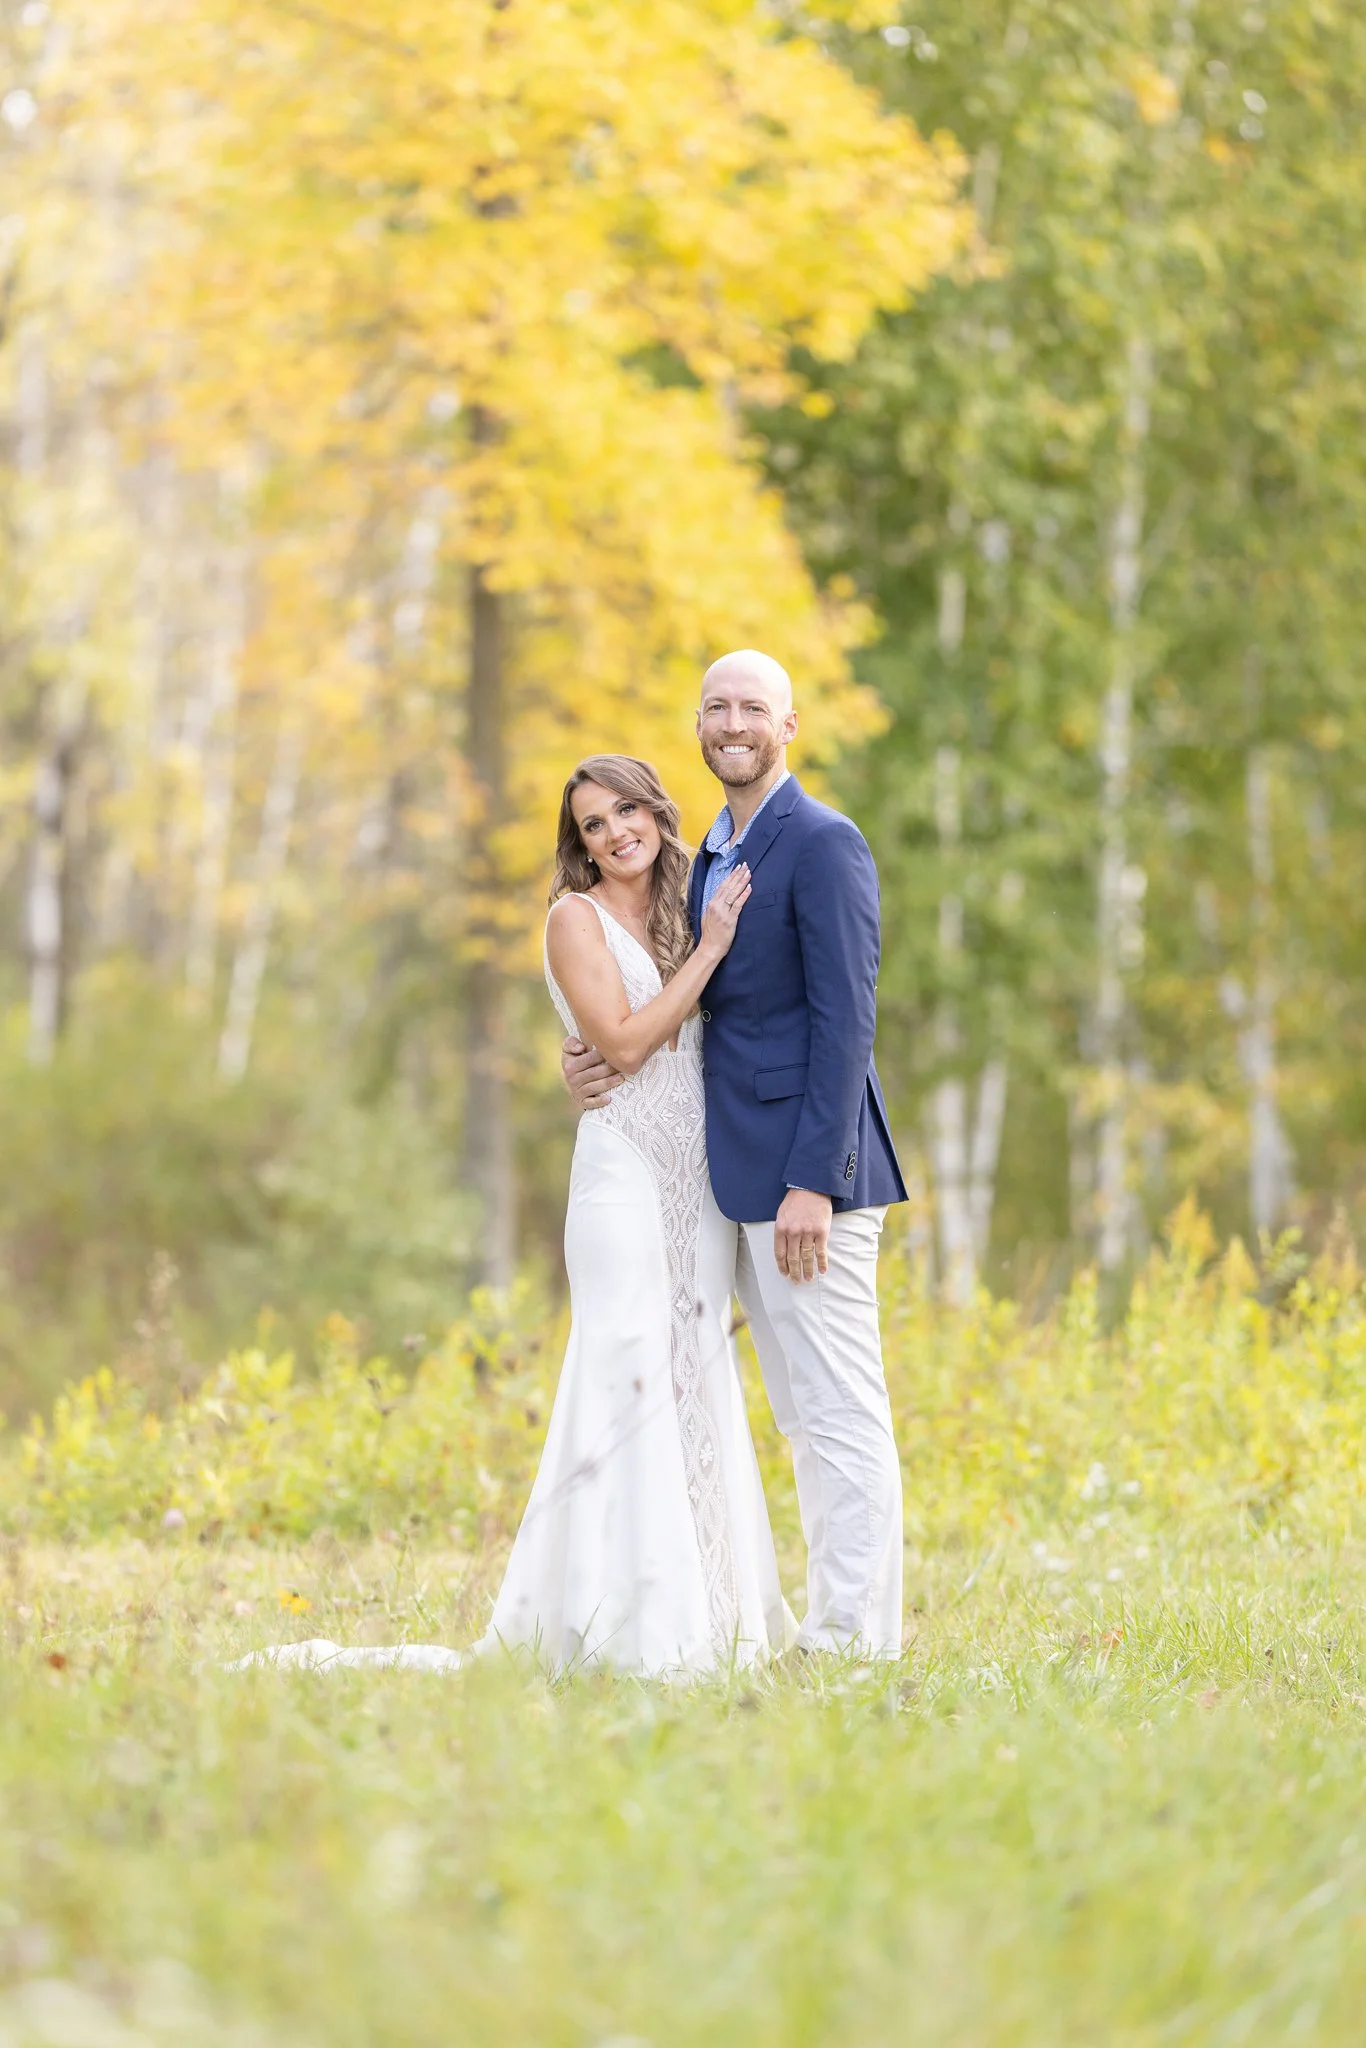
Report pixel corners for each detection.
[734,1207,903,1658]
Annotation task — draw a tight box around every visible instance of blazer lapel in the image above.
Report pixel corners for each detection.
[728,774,802,883]
[687,848,707,939]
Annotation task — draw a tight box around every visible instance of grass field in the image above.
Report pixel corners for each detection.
[7,1221,1366,2043]
[5,1528,1366,2047]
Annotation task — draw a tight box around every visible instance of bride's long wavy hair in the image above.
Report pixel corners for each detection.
[549,754,695,983]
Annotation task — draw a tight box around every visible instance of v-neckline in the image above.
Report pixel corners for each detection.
[589,895,661,978]
[587,894,687,1053]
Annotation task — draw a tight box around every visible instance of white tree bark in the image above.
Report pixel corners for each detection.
[968,1056,1009,1265]
[16,318,80,1065]
[112,449,182,963]
[461,550,517,1291]
[217,719,305,1082]
[392,484,447,653]
[1087,2,1198,1270]
[924,115,1018,1296]
[186,542,246,998]
[927,734,1009,1301]
[16,321,49,481]
[1093,331,1153,1275]
[929,728,975,1299]
[1241,743,1294,1235]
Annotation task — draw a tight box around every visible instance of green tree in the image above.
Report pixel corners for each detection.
[761,0,1366,1284]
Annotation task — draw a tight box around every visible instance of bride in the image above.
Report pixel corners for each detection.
[236,755,790,1678]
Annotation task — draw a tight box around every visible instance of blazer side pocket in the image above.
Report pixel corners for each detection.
[753,1064,808,1101]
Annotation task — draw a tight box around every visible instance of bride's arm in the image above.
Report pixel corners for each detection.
[546,870,750,1077]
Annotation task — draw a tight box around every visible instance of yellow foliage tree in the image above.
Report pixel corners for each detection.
[36,0,965,1273]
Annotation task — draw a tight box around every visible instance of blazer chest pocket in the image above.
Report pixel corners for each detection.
[754,1063,808,1102]
[743,888,793,925]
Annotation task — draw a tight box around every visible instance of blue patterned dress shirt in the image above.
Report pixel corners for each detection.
[698,770,791,913]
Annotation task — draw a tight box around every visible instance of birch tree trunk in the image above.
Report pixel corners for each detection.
[926,494,1012,1287]
[922,114,1018,1298]
[393,486,448,655]
[927,732,1009,1297]
[1087,2,1198,1274]
[16,319,48,480]
[968,1055,1008,1265]
[16,318,82,1064]
[186,542,246,1000]
[131,453,182,968]
[928,729,974,1298]
[460,551,516,1290]
[217,718,304,1082]
[459,402,516,1285]
[1093,331,1153,1276]
[1242,742,1294,1234]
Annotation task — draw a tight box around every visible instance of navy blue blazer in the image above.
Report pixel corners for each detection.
[687,776,908,1224]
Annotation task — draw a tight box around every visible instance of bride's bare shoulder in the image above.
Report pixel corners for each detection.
[546,891,605,956]
[547,890,601,925]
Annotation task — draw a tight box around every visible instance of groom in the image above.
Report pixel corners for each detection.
[563,649,908,1657]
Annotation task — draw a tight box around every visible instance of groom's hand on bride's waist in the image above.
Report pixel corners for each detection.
[562,1035,624,1110]
[774,1188,833,1283]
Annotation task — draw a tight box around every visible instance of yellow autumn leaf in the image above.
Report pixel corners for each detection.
[1128,60,1181,126]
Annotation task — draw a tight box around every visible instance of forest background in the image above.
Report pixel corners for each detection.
[2,0,1363,1423]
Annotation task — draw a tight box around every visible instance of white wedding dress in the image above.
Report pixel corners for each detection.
[234,896,789,1680]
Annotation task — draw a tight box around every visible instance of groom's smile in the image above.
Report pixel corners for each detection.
[700,716,786,786]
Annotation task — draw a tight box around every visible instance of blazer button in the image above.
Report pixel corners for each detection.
[700,1009,711,1022]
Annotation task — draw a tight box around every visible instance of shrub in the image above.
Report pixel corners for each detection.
[8,1202,1366,1548]
[8,1284,556,1545]
[879,1201,1366,1547]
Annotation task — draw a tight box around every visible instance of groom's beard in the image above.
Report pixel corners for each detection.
[700,728,783,787]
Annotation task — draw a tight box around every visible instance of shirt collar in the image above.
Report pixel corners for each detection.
[704,769,790,855]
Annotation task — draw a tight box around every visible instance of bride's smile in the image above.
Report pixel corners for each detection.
[571,787,663,892]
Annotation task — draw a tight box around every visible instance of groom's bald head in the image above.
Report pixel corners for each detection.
[696,648,798,790]
[700,649,794,715]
